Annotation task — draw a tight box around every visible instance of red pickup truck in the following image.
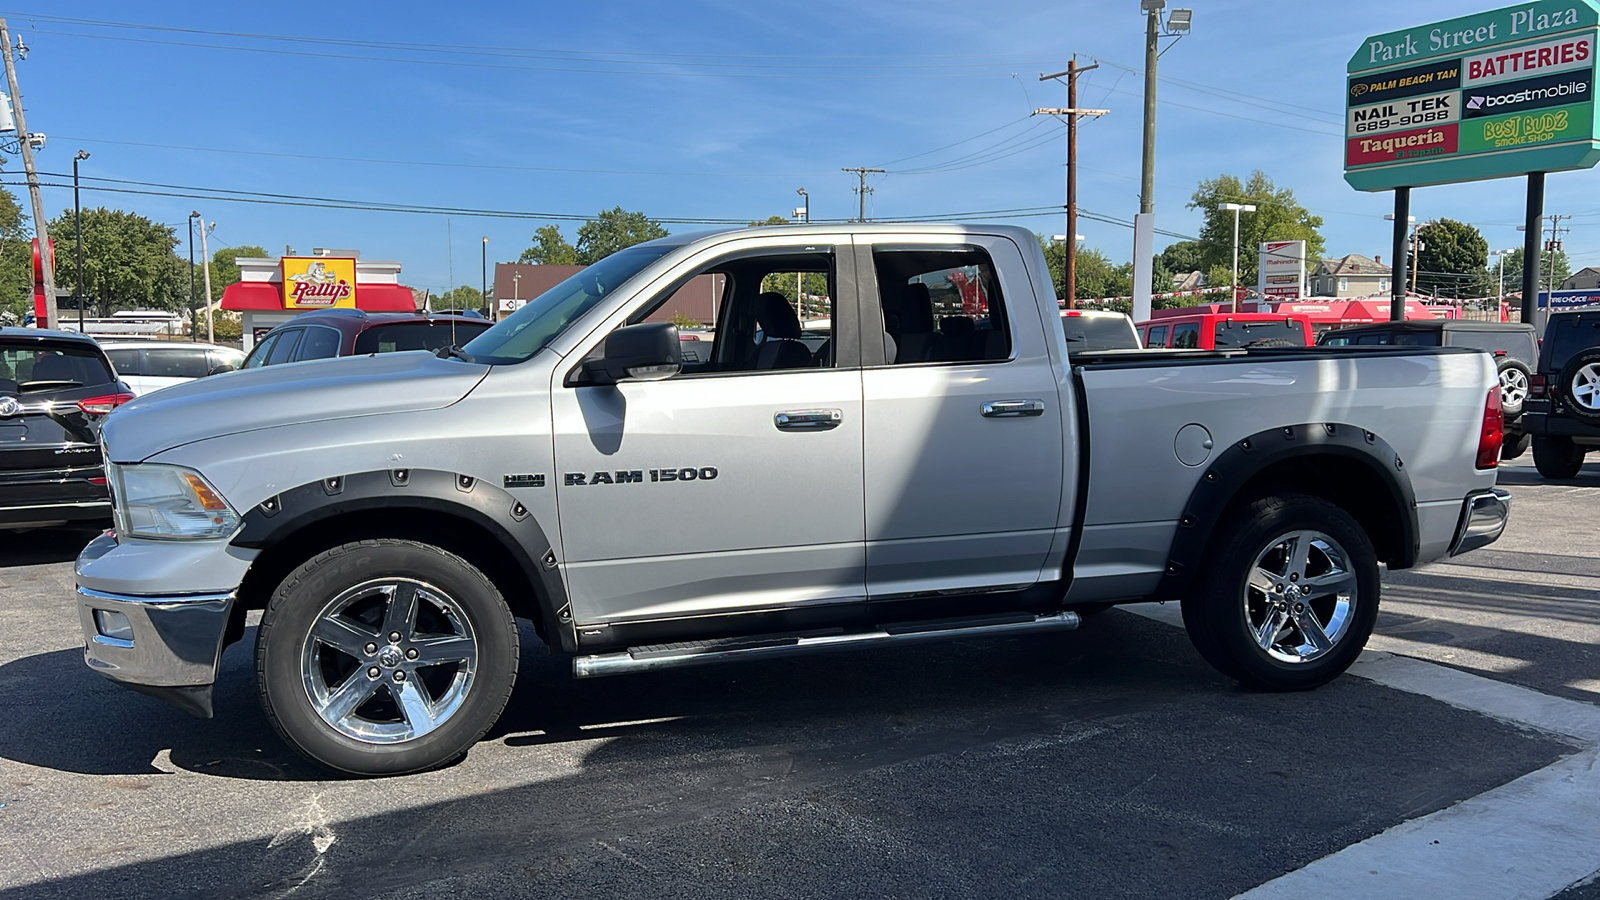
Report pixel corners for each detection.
[1137,312,1314,350]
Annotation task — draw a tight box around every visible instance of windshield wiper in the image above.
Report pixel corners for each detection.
[434,346,476,363]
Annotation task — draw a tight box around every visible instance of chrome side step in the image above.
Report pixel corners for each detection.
[571,611,1081,678]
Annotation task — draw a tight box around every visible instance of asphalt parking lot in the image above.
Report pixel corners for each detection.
[1,455,1597,899]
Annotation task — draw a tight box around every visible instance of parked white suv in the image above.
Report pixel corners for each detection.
[100,340,244,396]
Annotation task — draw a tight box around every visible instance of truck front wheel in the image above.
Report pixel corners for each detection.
[255,539,519,776]
[1182,494,1378,691]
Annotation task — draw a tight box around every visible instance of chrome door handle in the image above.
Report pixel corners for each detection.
[775,409,843,431]
[981,399,1046,418]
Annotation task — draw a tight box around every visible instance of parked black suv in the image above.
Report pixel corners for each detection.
[0,328,132,530]
[1526,309,1600,478]
[1319,319,1538,459]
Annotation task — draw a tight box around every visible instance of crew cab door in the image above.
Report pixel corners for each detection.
[855,235,1066,598]
[551,237,867,626]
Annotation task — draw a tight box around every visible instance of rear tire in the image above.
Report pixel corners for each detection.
[256,539,519,776]
[1500,429,1531,461]
[1182,494,1378,691]
[1532,435,1587,479]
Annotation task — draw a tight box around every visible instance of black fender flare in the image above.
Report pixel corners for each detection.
[230,468,576,651]
[1153,422,1418,601]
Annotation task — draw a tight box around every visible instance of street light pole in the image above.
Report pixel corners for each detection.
[1221,202,1255,313]
[187,211,199,338]
[481,236,489,320]
[72,149,87,331]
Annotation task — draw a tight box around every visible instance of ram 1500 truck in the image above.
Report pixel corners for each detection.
[77,224,1511,776]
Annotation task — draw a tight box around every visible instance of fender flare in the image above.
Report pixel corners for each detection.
[230,468,576,651]
[1153,422,1418,601]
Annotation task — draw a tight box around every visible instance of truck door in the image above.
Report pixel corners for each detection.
[856,236,1066,599]
[551,239,867,626]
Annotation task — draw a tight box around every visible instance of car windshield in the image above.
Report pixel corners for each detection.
[1061,315,1138,351]
[354,320,493,355]
[1213,319,1307,348]
[464,245,675,364]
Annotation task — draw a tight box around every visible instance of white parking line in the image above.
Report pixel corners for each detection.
[1121,602,1600,900]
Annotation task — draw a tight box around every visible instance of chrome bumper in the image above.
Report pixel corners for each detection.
[77,585,234,718]
[1449,489,1512,558]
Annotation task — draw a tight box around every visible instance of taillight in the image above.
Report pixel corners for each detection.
[1530,374,1547,400]
[1477,386,1503,470]
[76,393,136,416]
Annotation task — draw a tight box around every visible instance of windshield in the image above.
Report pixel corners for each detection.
[355,321,492,355]
[1212,319,1307,348]
[464,245,674,364]
[0,341,117,392]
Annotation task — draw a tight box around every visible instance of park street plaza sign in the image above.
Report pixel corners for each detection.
[281,256,358,309]
[1346,0,1600,191]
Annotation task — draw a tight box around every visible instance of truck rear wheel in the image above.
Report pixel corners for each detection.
[255,539,519,776]
[1182,494,1378,691]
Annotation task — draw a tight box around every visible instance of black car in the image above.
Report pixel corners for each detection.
[1319,319,1538,459]
[1525,309,1600,478]
[242,309,492,369]
[0,328,133,531]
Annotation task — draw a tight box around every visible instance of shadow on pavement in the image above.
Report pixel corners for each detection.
[0,527,98,568]
[0,614,1574,900]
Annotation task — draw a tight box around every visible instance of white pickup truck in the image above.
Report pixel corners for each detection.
[77,224,1510,775]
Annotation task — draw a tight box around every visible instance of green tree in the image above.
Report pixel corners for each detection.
[1499,247,1573,297]
[1188,171,1325,289]
[1414,219,1489,300]
[1158,239,1207,277]
[207,245,268,303]
[0,186,33,322]
[1038,237,1133,303]
[519,224,577,265]
[49,207,185,316]
[750,215,791,226]
[434,285,485,311]
[575,207,667,265]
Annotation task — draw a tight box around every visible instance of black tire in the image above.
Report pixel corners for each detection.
[1496,358,1531,418]
[1181,494,1378,691]
[1500,429,1531,461]
[256,539,519,776]
[1560,349,1600,422]
[1532,435,1587,479]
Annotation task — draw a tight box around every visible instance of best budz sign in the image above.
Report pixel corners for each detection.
[1346,0,1600,191]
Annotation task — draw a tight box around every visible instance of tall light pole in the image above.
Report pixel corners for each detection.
[513,272,520,313]
[187,211,199,338]
[1132,2,1191,324]
[481,236,489,319]
[72,149,88,331]
[793,189,809,320]
[1492,248,1513,312]
[795,187,809,224]
[196,216,213,342]
[1221,202,1255,312]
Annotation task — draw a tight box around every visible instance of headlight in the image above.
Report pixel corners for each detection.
[111,463,241,540]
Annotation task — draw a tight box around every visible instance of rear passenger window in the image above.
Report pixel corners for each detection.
[266,329,304,365]
[296,326,343,361]
[146,348,213,378]
[1147,325,1169,348]
[105,349,142,376]
[872,247,1010,365]
[1354,332,1391,345]
[1172,324,1199,349]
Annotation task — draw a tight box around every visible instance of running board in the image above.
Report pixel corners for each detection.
[571,611,1082,678]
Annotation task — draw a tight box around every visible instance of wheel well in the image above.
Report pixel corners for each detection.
[1223,455,1410,568]
[231,508,550,644]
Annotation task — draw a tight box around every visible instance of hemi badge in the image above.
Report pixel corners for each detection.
[504,474,546,488]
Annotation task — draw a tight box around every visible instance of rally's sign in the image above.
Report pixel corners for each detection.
[281,256,357,309]
[1258,241,1307,300]
[1346,0,1600,191]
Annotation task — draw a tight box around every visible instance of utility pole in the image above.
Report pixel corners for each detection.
[197,216,213,343]
[1546,214,1570,315]
[481,236,488,319]
[1409,222,1426,295]
[1,20,55,328]
[187,212,198,338]
[73,149,87,331]
[1040,57,1103,308]
[1132,2,1191,323]
[841,167,883,222]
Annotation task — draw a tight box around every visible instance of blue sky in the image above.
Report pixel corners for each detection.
[1,0,1594,296]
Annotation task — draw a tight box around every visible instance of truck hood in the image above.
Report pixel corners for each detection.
[103,352,489,463]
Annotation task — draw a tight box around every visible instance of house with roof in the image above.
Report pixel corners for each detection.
[1560,267,1600,291]
[1310,254,1391,298]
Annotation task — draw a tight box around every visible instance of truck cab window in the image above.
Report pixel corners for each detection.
[872,248,1010,365]
[1171,323,1199,349]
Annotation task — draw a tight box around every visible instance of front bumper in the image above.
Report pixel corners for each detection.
[1448,489,1512,558]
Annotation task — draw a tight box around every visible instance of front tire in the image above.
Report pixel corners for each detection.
[1182,494,1378,691]
[256,539,519,776]
[1532,435,1587,479]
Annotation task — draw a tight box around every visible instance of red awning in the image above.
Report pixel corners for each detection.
[221,282,417,313]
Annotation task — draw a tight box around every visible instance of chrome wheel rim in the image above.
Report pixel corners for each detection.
[1499,367,1528,411]
[301,578,479,744]
[1242,530,1356,664]
[1572,363,1600,412]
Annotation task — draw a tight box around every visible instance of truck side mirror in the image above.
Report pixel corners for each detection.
[580,322,682,385]
[206,363,238,376]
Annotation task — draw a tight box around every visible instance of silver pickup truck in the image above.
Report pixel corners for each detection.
[76,224,1511,775]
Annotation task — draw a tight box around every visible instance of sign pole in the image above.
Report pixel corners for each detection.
[1390,187,1410,322]
[1522,172,1544,329]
